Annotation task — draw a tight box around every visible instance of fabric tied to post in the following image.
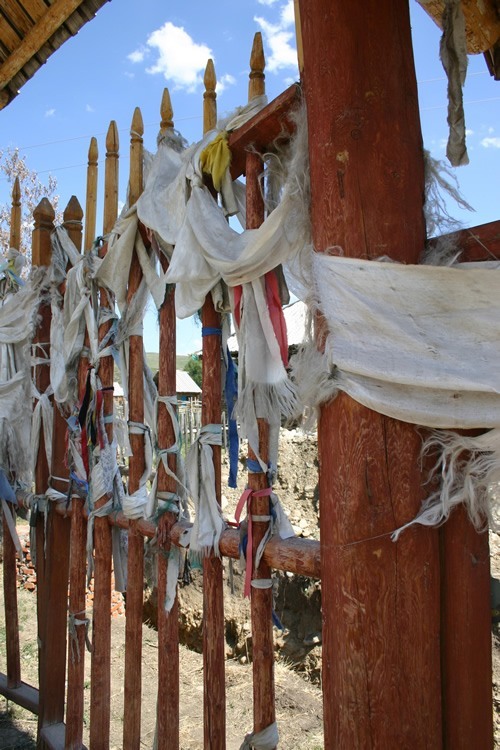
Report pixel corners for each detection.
[235,484,273,599]
[199,131,231,193]
[186,424,225,557]
[239,721,279,750]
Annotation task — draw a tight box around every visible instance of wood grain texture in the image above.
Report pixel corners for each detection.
[9,176,21,250]
[441,509,493,749]
[298,1,442,747]
[156,250,180,750]
[3,505,21,688]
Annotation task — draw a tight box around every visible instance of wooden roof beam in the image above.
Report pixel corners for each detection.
[0,0,85,91]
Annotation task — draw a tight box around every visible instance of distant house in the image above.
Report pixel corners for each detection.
[116,370,201,404]
[176,370,201,402]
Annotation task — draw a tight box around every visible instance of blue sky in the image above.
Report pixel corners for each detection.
[1,0,500,353]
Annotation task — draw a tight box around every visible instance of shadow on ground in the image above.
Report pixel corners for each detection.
[0,708,36,749]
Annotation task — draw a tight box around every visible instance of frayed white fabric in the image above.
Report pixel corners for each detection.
[186,424,225,557]
[313,253,500,429]
[239,721,279,750]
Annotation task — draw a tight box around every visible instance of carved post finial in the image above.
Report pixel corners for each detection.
[85,138,98,253]
[103,121,119,235]
[160,88,174,134]
[203,59,217,134]
[129,107,144,206]
[249,32,265,101]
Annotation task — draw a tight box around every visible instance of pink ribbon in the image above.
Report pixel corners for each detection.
[235,486,273,598]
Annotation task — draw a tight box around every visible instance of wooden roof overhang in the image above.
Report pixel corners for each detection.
[416,0,500,79]
[0,0,110,110]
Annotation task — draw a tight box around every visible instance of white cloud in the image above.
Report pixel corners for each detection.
[128,48,147,64]
[481,136,500,148]
[257,0,279,5]
[45,108,55,118]
[488,126,495,134]
[217,73,236,94]
[465,128,474,137]
[254,0,298,73]
[86,104,95,113]
[145,22,213,93]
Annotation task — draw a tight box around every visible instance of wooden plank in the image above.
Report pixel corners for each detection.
[2,0,34,36]
[228,84,300,180]
[38,198,81,733]
[415,0,500,54]
[0,0,84,88]
[441,508,492,749]
[84,136,98,252]
[123,106,145,750]
[201,59,226,750]
[245,126,276,741]
[0,15,22,55]
[18,0,48,23]
[429,219,500,262]
[155,88,180,750]
[298,1,442,747]
[53,506,323,579]
[0,674,39,714]
[63,198,88,750]
[89,120,118,750]
[31,198,54,746]
[3,505,21,688]
[9,176,21,250]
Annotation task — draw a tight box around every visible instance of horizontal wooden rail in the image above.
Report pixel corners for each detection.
[0,673,39,714]
[428,219,500,261]
[52,503,320,579]
[40,721,88,750]
[228,83,301,179]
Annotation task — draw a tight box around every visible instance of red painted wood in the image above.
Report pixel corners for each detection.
[298,1,442,746]
[123,250,145,750]
[441,509,493,749]
[3,505,21,687]
[89,248,114,750]
[430,219,500,262]
[31,199,54,743]
[201,292,226,750]
[245,151,276,740]
[228,84,301,179]
[55,504,322,579]
[0,673,39,714]
[156,252,180,750]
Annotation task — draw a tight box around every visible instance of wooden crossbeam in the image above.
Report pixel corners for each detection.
[0,674,39,714]
[0,0,84,90]
[228,83,301,179]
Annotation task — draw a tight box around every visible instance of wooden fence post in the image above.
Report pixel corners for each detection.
[155,87,181,750]
[298,0,442,746]
[84,137,98,253]
[201,58,226,750]
[90,120,118,750]
[123,106,146,750]
[31,197,55,747]
[244,33,276,744]
[3,175,23,690]
[65,191,89,749]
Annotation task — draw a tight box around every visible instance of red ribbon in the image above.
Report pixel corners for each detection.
[235,486,273,598]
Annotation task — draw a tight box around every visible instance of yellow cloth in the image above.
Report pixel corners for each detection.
[199,132,231,193]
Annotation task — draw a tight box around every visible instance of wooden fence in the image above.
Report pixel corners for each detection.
[1,4,498,749]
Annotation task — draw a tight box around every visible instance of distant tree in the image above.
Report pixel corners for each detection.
[0,147,61,267]
[184,355,202,388]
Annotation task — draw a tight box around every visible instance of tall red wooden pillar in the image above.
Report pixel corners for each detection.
[298,1,442,747]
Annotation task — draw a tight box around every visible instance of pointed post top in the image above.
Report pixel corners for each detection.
[12,176,20,205]
[33,197,55,225]
[106,120,119,155]
[203,59,217,134]
[88,136,98,165]
[131,106,144,139]
[63,195,83,224]
[160,88,174,133]
[249,32,265,101]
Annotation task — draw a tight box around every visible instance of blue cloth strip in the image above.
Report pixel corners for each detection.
[0,469,16,504]
[246,458,264,474]
[202,327,222,337]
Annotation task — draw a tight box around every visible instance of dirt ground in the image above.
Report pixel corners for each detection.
[1,430,500,748]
